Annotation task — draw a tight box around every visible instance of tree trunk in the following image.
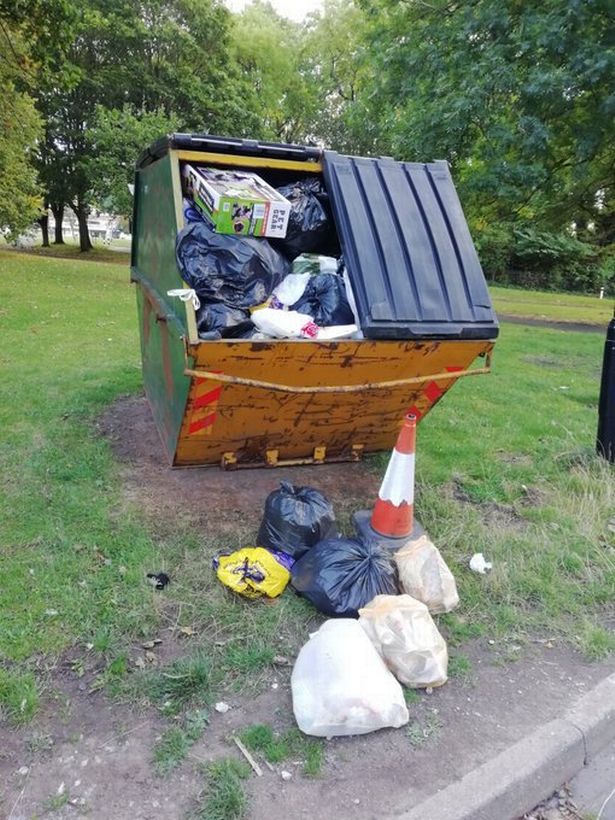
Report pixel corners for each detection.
[51,203,65,244]
[39,213,50,247]
[74,203,92,252]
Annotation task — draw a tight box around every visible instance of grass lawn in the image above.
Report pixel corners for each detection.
[489,283,613,326]
[0,247,614,728]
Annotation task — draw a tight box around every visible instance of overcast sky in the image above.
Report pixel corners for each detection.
[224,0,323,22]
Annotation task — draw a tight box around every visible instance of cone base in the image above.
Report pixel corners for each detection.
[352,509,425,552]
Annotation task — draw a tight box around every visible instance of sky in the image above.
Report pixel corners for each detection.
[224,0,324,22]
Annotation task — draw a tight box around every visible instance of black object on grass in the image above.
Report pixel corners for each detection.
[147,572,170,590]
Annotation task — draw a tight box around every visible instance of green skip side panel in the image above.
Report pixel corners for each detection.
[132,153,191,464]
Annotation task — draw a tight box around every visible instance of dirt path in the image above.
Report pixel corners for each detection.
[499,313,605,333]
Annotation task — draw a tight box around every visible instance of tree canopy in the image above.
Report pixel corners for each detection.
[1,0,613,287]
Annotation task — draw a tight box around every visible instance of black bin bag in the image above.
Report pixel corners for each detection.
[273,177,340,260]
[257,481,338,559]
[176,220,289,309]
[291,537,398,618]
[291,273,355,326]
[196,303,253,338]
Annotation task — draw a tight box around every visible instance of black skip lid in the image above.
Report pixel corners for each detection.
[323,151,499,340]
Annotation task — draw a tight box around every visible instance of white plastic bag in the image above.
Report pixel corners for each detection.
[359,594,448,689]
[251,308,317,339]
[272,272,311,307]
[316,324,358,340]
[394,535,459,614]
[291,619,409,737]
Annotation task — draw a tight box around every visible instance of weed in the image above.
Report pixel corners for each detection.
[407,711,443,747]
[239,724,288,763]
[238,723,323,777]
[153,709,208,775]
[223,643,275,675]
[448,654,473,683]
[403,688,421,706]
[127,651,213,715]
[153,727,189,775]
[0,668,39,725]
[194,758,250,820]
[43,789,70,812]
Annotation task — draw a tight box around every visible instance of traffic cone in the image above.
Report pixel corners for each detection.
[370,414,416,537]
[353,413,424,549]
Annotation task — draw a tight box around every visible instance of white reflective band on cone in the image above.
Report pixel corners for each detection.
[377,452,415,506]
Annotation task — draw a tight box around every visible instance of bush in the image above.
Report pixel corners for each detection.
[474,223,604,293]
[474,223,514,282]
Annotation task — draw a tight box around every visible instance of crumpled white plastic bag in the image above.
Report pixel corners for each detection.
[291,619,409,737]
[395,535,459,614]
[359,594,448,689]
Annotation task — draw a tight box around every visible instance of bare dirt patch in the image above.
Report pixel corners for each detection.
[96,395,381,535]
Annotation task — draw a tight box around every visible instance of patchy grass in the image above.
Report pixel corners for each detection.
[153,709,208,774]
[406,710,443,747]
[0,248,614,744]
[489,284,611,325]
[0,668,40,725]
[193,758,251,820]
[238,723,323,777]
[447,654,473,684]
[403,687,421,706]
[126,652,213,716]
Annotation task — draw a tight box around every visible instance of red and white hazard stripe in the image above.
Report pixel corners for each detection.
[370,414,417,538]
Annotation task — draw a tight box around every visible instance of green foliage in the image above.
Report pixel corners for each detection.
[153,709,208,774]
[360,0,614,239]
[128,652,213,716]
[476,223,607,293]
[239,723,323,776]
[88,105,180,217]
[0,667,40,725]
[195,758,250,820]
[0,17,43,235]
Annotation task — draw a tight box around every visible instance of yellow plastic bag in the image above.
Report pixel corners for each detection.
[215,547,290,599]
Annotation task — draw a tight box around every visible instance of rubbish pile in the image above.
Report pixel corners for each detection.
[175,165,359,341]
[213,480,461,739]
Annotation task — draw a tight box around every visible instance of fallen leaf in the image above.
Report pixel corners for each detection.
[179,626,197,637]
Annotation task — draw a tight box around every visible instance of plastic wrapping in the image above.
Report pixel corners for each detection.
[273,177,339,260]
[251,308,317,339]
[291,619,409,737]
[291,537,398,617]
[175,221,289,309]
[395,535,459,614]
[257,481,337,559]
[359,594,448,688]
[291,273,355,327]
[213,547,290,599]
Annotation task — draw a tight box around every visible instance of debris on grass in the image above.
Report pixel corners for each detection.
[146,572,170,590]
[469,553,492,574]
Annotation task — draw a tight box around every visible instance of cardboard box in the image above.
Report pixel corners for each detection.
[182,165,291,238]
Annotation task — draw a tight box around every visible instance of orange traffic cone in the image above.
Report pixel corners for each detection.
[353,413,424,548]
[370,414,416,537]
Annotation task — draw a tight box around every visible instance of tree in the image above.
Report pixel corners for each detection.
[0,15,43,237]
[301,0,374,152]
[27,0,260,252]
[231,1,314,143]
[358,0,615,237]
[88,105,180,219]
